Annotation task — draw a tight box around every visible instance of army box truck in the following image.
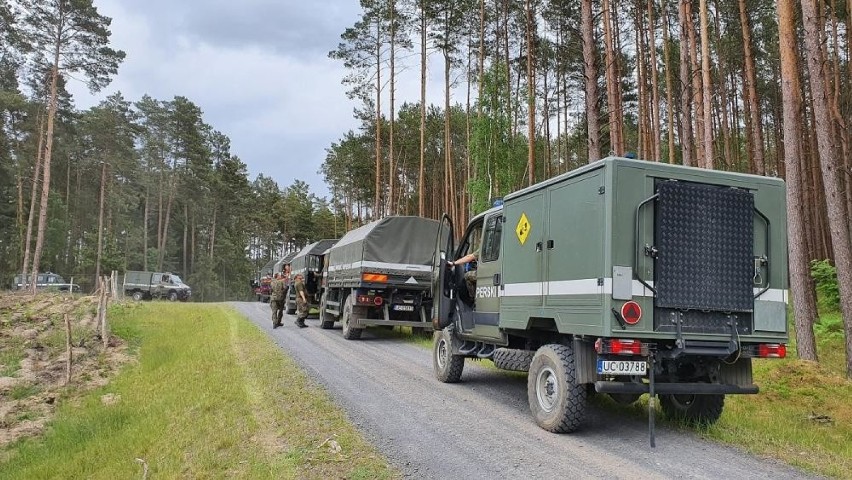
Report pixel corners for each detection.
[431,157,788,439]
[124,271,191,301]
[286,239,339,314]
[319,216,442,339]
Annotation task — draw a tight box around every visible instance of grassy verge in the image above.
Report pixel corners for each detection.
[0,303,397,480]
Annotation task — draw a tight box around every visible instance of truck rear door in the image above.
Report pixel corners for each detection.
[501,193,545,309]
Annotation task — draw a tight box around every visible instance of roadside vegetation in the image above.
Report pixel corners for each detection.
[0,302,397,480]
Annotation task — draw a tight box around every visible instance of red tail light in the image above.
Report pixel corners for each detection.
[595,338,646,356]
[757,343,786,358]
[373,296,383,306]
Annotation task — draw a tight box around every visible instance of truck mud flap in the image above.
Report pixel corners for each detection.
[594,381,759,395]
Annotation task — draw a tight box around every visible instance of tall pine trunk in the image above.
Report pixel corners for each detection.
[95,161,107,280]
[738,0,765,175]
[389,0,396,216]
[678,0,694,166]
[699,0,713,169]
[21,118,45,283]
[581,0,601,162]
[779,0,819,360]
[802,0,852,378]
[662,0,676,164]
[419,2,426,218]
[374,19,383,218]
[525,0,535,185]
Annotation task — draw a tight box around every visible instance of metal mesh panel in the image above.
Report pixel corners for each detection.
[655,181,754,312]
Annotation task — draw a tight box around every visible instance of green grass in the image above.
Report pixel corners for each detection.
[0,303,397,480]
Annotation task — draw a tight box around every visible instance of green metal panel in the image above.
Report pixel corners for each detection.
[471,211,504,340]
[500,192,545,328]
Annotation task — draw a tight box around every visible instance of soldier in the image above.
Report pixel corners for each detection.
[270,273,286,328]
[449,246,479,301]
[293,273,309,328]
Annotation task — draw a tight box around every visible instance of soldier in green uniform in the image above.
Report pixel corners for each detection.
[293,273,309,328]
[449,247,479,300]
[270,273,286,328]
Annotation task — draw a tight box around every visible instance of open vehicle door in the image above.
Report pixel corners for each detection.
[431,214,455,330]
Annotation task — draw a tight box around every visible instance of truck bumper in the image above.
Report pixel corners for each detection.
[594,381,759,395]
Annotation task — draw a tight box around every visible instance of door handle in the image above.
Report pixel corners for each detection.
[547,240,555,249]
[493,273,501,285]
[535,241,543,252]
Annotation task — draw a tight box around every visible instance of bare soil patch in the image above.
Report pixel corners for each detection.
[0,292,132,448]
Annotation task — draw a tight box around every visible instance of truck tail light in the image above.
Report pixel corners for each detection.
[757,343,786,358]
[595,338,647,356]
[362,273,388,283]
[373,296,384,306]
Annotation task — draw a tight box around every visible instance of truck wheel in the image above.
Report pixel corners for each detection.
[132,291,144,302]
[320,293,335,329]
[433,327,465,383]
[493,348,534,372]
[168,291,178,302]
[660,394,725,425]
[341,296,363,340]
[528,344,587,433]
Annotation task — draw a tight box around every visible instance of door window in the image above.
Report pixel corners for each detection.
[481,215,503,263]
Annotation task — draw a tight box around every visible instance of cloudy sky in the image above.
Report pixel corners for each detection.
[69,0,444,198]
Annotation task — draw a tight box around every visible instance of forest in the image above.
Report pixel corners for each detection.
[0,1,345,301]
[1,1,851,374]
[322,0,851,375]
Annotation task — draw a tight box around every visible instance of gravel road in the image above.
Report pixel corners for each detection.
[232,301,815,480]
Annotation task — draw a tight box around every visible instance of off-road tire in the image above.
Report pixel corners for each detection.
[341,296,363,340]
[660,393,725,425]
[433,328,465,383]
[319,293,336,329]
[492,348,534,372]
[168,291,178,302]
[527,344,587,433]
[132,291,144,302]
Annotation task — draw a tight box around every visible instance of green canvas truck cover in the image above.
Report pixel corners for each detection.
[326,216,440,285]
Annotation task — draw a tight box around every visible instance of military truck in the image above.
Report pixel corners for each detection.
[319,216,441,339]
[124,271,191,301]
[431,157,789,440]
[14,273,80,293]
[286,239,339,314]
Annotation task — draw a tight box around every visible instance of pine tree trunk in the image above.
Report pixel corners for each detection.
[662,0,676,164]
[713,0,733,170]
[678,0,694,166]
[687,0,703,167]
[779,0,819,361]
[374,18,383,218]
[21,119,45,283]
[648,0,662,162]
[738,0,765,175]
[143,185,149,271]
[209,206,216,258]
[603,0,619,155]
[699,0,713,169]
[802,0,852,378]
[525,0,535,186]
[95,161,107,280]
[389,0,396,216]
[30,43,63,294]
[419,2,426,218]
[581,0,601,162]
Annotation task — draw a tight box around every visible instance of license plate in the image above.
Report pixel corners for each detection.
[393,304,415,312]
[597,360,647,376]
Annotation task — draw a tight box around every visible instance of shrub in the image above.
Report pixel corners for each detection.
[810,259,840,312]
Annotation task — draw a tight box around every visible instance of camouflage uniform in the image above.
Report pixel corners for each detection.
[294,277,309,327]
[463,246,481,299]
[270,277,286,327]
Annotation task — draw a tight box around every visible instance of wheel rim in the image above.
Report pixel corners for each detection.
[535,366,560,413]
[669,394,696,410]
[436,337,449,370]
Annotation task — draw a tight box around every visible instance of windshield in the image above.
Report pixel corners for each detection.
[171,275,184,285]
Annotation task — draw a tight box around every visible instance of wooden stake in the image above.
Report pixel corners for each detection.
[64,313,72,385]
[101,275,109,349]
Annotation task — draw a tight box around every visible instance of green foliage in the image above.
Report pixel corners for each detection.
[810,259,840,312]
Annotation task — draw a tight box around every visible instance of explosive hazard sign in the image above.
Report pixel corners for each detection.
[515,213,531,245]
